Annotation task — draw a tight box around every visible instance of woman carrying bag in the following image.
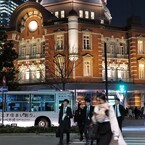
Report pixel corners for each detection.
[92,93,127,145]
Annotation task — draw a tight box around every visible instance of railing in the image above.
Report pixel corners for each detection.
[103,53,128,59]
[102,77,132,83]
[18,54,45,60]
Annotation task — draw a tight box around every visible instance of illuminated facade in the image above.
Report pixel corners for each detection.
[6,1,145,107]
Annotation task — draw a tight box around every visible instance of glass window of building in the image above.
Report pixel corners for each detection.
[83,60,92,76]
[26,69,30,80]
[55,35,64,50]
[83,35,91,50]
[55,56,65,77]
[117,67,126,80]
[110,42,115,55]
[36,69,40,79]
[85,11,89,19]
[31,44,37,56]
[79,10,83,18]
[139,63,145,79]
[61,10,65,18]
[138,40,144,54]
[20,45,26,57]
[55,11,59,18]
[91,12,95,19]
[120,43,126,55]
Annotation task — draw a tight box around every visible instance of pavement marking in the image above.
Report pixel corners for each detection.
[70,137,145,145]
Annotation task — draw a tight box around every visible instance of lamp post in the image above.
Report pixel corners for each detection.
[104,42,108,100]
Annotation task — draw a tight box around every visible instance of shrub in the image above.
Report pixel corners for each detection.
[0,126,79,133]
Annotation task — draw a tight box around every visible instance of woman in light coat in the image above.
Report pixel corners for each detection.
[92,94,127,145]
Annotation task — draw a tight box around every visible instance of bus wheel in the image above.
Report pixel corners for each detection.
[37,118,49,128]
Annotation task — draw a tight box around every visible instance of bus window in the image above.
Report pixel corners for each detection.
[45,102,54,111]
[6,94,30,112]
[7,102,29,111]
[31,94,55,112]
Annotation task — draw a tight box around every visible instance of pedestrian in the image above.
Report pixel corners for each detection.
[84,97,94,145]
[58,99,73,145]
[92,93,127,145]
[128,107,133,118]
[134,106,139,119]
[74,101,85,141]
[113,98,125,131]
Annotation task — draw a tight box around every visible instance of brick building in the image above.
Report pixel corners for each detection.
[6,0,145,107]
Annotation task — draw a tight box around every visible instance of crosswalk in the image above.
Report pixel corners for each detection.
[125,137,145,145]
[70,137,145,145]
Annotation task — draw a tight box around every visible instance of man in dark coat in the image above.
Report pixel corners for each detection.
[58,99,73,145]
[74,102,86,141]
[113,98,125,131]
[84,97,94,145]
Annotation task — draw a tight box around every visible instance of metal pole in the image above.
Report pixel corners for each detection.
[104,42,108,100]
[2,91,4,126]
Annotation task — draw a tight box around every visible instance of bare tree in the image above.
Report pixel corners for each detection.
[45,50,80,90]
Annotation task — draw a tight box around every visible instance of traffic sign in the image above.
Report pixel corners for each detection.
[0,86,8,92]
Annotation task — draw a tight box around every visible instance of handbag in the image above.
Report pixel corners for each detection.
[56,126,61,137]
[88,123,98,140]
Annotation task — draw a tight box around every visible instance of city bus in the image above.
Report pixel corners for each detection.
[0,90,74,127]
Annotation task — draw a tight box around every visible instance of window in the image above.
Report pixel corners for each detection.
[79,10,83,18]
[85,11,89,19]
[55,11,59,18]
[36,69,40,79]
[107,67,116,81]
[83,35,91,50]
[139,63,145,79]
[83,58,92,77]
[91,12,95,19]
[61,10,65,18]
[26,69,30,80]
[41,42,45,54]
[31,44,37,56]
[55,56,65,77]
[55,35,64,50]
[84,61,91,76]
[117,68,126,80]
[110,43,115,55]
[138,40,144,54]
[6,94,29,112]
[120,43,126,55]
[20,45,26,57]
[31,94,55,111]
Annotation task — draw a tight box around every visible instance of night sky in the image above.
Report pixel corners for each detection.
[107,0,145,27]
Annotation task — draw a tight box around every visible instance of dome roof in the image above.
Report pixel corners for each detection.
[41,0,101,5]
